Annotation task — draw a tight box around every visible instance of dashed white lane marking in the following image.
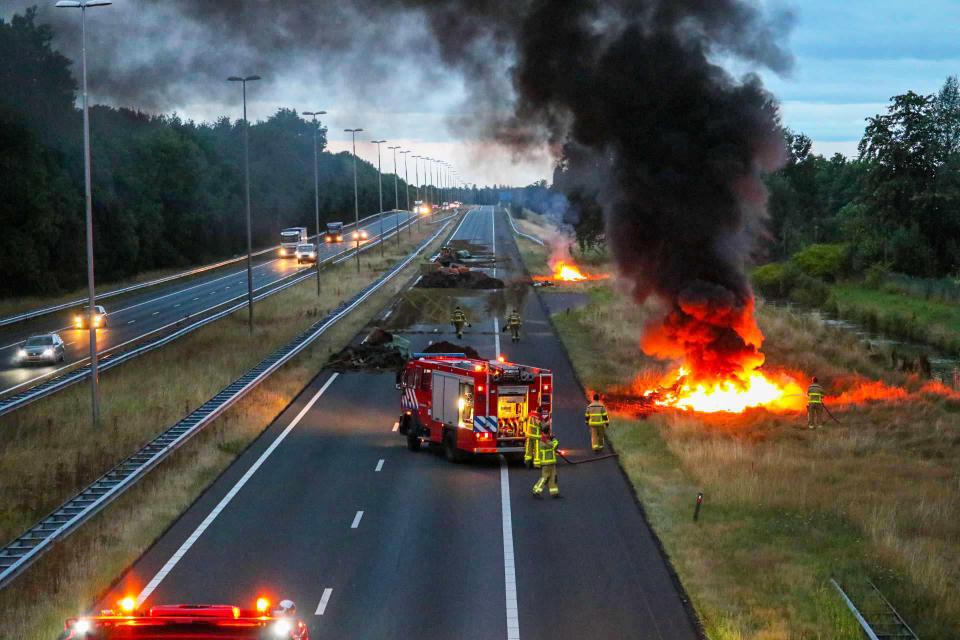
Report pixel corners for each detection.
[383,308,393,320]
[135,373,340,607]
[192,297,199,301]
[392,421,399,432]
[127,320,136,324]
[174,303,181,308]
[315,588,333,616]
[152,311,159,316]
[350,511,364,529]
[375,459,384,472]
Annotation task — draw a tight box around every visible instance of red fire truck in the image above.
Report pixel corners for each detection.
[397,353,553,462]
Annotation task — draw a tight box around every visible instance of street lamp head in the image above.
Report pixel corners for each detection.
[227,76,243,82]
[57,0,112,6]
[244,75,261,82]
[344,128,363,133]
[389,145,401,150]
[303,110,326,117]
[372,139,386,144]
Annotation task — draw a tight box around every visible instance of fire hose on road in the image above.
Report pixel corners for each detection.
[557,449,619,464]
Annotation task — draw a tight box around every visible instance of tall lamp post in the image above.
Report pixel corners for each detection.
[388,145,401,246]
[344,128,363,272]
[399,150,413,236]
[303,110,326,296]
[371,139,386,256]
[412,155,422,204]
[227,74,261,334]
[56,0,111,424]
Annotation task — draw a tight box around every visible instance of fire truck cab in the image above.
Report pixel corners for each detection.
[398,353,552,462]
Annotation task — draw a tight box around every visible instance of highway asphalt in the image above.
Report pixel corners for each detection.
[99,206,699,639]
[0,212,412,398]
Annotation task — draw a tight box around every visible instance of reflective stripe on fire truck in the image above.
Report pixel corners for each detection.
[402,388,418,410]
[473,415,499,433]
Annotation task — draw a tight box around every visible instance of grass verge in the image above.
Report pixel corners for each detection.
[512,220,960,638]
[0,217,452,639]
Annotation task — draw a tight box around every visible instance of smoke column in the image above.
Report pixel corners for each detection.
[10,0,793,380]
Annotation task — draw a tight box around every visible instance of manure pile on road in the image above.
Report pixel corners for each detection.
[417,268,504,289]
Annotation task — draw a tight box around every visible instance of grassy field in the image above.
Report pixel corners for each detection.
[0,217,453,639]
[827,284,960,354]
[509,214,960,639]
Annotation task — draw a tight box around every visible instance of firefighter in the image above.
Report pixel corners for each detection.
[532,423,560,498]
[450,305,468,339]
[585,393,610,452]
[505,308,523,343]
[807,376,825,429]
[525,407,548,468]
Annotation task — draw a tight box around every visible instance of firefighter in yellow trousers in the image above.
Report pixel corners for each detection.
[585,393,609,452]
[807,376,825,429]
[450,306,468,339]
[532,424,560,498]
[524,410,544,469]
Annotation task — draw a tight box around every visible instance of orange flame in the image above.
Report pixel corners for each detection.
[641,366,807,414]
[555,261,588,281]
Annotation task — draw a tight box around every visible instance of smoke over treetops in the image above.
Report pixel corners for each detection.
[12,0,794,379]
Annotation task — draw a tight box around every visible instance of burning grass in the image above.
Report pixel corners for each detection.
[506,211,960,637]
[0,220,450,640]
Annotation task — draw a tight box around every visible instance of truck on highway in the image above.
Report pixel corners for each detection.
[397,353,553,462]
[323,221,344,243]
[280,227,308,257]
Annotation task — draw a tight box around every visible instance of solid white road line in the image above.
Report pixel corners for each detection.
[315,588,333,616]
[135,373,340,607]
[494,317,501,361]
[350,511,364,529]
[375,459,384,472]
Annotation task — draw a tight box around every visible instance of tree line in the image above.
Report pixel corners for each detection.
[1,9,465,298]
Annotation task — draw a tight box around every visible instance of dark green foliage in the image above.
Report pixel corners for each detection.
[0,11,423,297]
[750,262,830,307]
[789,243,849,281]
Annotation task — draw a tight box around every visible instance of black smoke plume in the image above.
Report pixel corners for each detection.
[9,0,793,377]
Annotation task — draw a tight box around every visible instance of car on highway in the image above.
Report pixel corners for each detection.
[295,243,317,264]
[74,304,108,329]
[16,333,65,365]
[351,228,369,241]
[60,596,311,639]
[323,221,344,243]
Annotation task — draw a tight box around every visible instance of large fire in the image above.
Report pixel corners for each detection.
[534,259,611,283]
[642,366,806,414]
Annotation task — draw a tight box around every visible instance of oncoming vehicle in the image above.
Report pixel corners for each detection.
[59,596,310,639]
[279,227,308,257]
[414,200,431,215]
[397,353,552,462]
[351,228,369,241]
[323,221,344,243]
[74,305,108,329]
[17,333,65,364]
[295,243,317,264]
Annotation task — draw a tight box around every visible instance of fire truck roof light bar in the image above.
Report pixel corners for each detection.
[412,352,466,358]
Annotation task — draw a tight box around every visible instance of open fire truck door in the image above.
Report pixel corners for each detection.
[432,372,474,429]
[497,386,529,437]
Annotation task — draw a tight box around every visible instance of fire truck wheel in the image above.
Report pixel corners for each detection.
[443,429,465,463]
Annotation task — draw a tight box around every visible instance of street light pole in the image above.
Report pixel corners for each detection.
[344,128,363,272]
[227,74,261,334]
[412,155,421,204]
[400,150,413,236]
[56,0,111,424]
[303,110,326,296]
[371,139,386,256]
[388,145,401,246]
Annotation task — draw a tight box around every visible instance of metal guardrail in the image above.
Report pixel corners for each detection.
[503,206,546,246]
[0,211,403,328]
[0,214,455,590]
[0,214,419,418]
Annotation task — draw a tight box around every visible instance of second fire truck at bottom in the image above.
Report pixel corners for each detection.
[397,353,552,462]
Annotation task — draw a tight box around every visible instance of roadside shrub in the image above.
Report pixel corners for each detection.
[864,262,891,289]
[790,243,850,281]
[751,262,787,297]
[751,262,829,306]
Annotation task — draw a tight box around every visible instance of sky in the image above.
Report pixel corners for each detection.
[4,1,960,185]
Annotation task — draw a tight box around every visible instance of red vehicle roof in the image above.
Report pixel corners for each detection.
[62,607,309,639]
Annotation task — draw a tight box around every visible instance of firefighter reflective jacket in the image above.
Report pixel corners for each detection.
[585,401,609,426]
[807,383,824,405]
[539,437,558,466]
[527,418,541,441]
[507,312,522,327]
[450,309,467,324]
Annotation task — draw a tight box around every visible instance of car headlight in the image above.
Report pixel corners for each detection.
[280,248,287,256]
[17,348,26,359]
[43,348,54,357]
[309,252,316,257]
[75,316,82,323]
[325,236,331,242]
[272,620,292,637]
[337,235,342,241]
[73,619,91,634]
